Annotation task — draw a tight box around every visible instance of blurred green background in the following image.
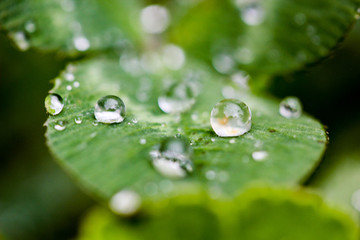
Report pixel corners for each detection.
[0,8,360,240]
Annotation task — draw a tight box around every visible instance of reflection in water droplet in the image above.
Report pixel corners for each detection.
[94,95,126,124]
[150,137,193,179]
[73,36,90,51]
[212,54,235,74]
[240,3,265,26]
[109,190,141,216]
[75,117,82,124]
[279,96,302,119]
[140,5,170,34]
[162,44,186,70]
[252,150,268,161]
[158,82,196,114]
[24,21,36,33]
[54,121,66,131]
[45,93,64,115]
[211,99,252,137]
[9,31,29,51]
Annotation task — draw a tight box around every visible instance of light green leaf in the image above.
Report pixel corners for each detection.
[0,0,142,54]
[45,57,326,200]
[77,187,358,240]
[169,0,359,75]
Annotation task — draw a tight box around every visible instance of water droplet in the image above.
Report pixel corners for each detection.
[140,138,146,144]
[229,139,236,144]
[24,21,36,33]
[64,72,75,81]
[132,119,138,124]
[109,190,141,216]
[240,3,265,26]
[54,121,66,131]
[210,99,252,137]
[294,13,306,26]
[162,44,186,70]
[66,85,72,91]
[206,170,216,180]
[158,82,196,114]
[211,138,216,142]
[150,137,193,179]
[75,117,82,124]
[45,93,64,115]
[94,95,126,124]
[73,81,80,88]
[92,121,99,126]
[252,150,268,161]
[212,54,235,74]
[279,96,302,119]
[235,47,254,64]
[9,31,29,51]
[73,36,90,51]
[140,5,170,34]
[351,189,360,212]
[231,71,250,90]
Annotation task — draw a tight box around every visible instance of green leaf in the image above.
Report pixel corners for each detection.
[77,187,358,240]
[45,57,327,200]
[169,0,359,75]
[0,0,142,54]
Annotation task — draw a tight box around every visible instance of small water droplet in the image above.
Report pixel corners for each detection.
[75,117,82,124]
[140,5,170,34]
[24,21,36,33]
[140,138,146,144]
[235,47,254,64]
[229,139,236,144]
[73,36,90,51]
[61,0,75,12]
[162,44,186,70]
[109,190,141,216]
[191,113,199,121]
[54,121,66,131]
[94,95,126,124]
[212,54,235,74]
[92,121,99,126]
[231,71,250,90]
[206,170,216,180]
[211,138,216,142]
[150,137,193,179]
[64,72,75,81]
[252,150,268,161]
[294,13,306,26]
[66,85,72,91]
[158,82,196,114]
[240,2,265,26]
[279,96,302,119]
[73,81,80,88]
[45,93,64,115]
[210,99,252,137]
[9,31,29,51]
[132,119,138,124]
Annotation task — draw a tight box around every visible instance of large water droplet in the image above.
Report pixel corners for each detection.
[94,95,126,124]
[240,2,265,26]
[109,190,141,216]
[279,96,302,119]
[210,99,252,137]
[150,137,193,179]
[9,31,29,51]
[45,93,64,115]
[140,5,170,34]
[54,121,66,131]
[158,82,195,114]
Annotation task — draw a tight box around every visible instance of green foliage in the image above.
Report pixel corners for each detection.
[46,57,326,200]
[78,187,358,240]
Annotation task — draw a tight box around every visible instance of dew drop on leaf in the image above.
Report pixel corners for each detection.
[149,137,194,179]
[54,121,66,131]
[94,95,126,124]
[239,2,265,26]
[24,20,36,33]
[252,150,268,162]
[74,117,82,124]
[140,5,170,34]
[73,36,90,51]
[45,93,64,115]
[210,99,252,137]
[8,31,29,51]
[158,82,196,114]
[279,96,302,119]
[212,54,235,74]
[109,190,141,216]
